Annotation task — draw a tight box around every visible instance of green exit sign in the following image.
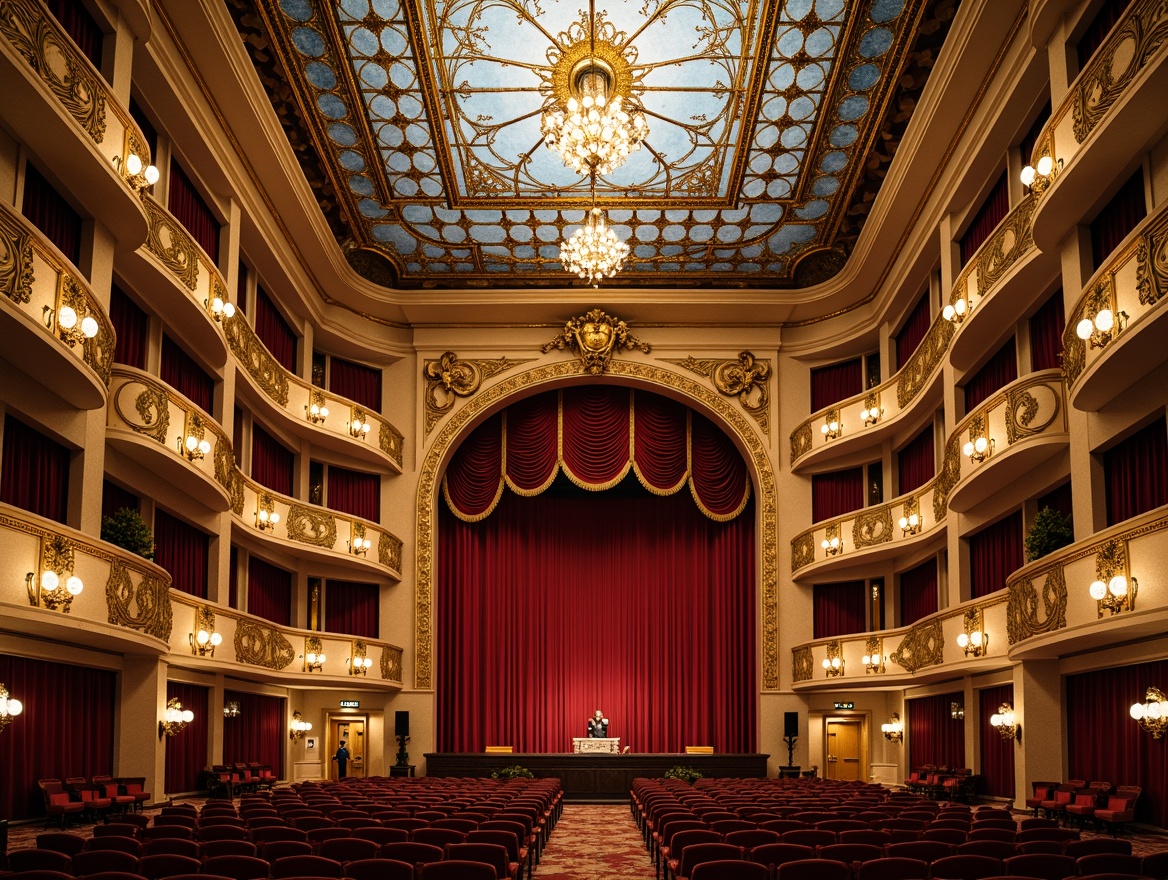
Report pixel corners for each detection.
[833,701,854,710]
[340,700,360,708]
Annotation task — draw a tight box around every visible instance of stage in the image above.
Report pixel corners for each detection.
[424,752,770,801]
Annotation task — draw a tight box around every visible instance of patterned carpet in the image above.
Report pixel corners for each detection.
[535,804,653,880]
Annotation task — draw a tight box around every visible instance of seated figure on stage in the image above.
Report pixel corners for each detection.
[587,709,609,738]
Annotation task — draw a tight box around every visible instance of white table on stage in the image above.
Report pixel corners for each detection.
[572,736,621,754]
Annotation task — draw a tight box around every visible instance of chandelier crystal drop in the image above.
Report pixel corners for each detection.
[560,207,629,285]
[541,91,648,178]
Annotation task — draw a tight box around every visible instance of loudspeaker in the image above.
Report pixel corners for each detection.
[395,710,410,737]
[784,712,798,737]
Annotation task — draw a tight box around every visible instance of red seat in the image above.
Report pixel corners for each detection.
[418,861,497,880]
[200,841,258,859]
[1002,852,1076,880]
[85,838,143,856]
[690,860,770,880]
[444,842,514,880]
[72,851,140,877]
[10,850,74,873]
[36,833,87,856]
[815,843,883,866]
[198,855,271,880]
[341,858,415,880]
[413,827,467,848]
[1077,853,1144,876]
[856,857,929,880]
[379,842,445,867]
[466,830,528,880]
[1025,783,1058,817]
[39,780,85,829]
[197,826,251,843]
[1093,786,1141,837]
[269,855,343,879]
[775,859,852,880]
[885,840,956,862]
[259,841,314,862]
[142,839,200,859]
[958,840,1018,861]
[781,829,836,848]
[674,843,745,880]
[1063,838,1132,858]
[137,853,202,880]
[352,827,409,846]
[930,854,1003,880]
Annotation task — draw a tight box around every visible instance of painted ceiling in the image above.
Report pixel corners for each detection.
[238,0,954,289]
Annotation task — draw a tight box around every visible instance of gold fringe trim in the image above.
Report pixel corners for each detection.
[557,388,632,491]
[689,475,751,523]
[630,394,689,495]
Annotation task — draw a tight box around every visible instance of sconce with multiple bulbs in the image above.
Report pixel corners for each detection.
[349,523,372,556]
[190,607,222,657]
[881,712,903,742]
[223,701,241,719]
[1020,154,1061,195]
[178,414,212,462]
[957,609,987,657]
[821,641,845,678]
[289,710,313,741]
[962,435,994,463]
[860,395,883,426]
[159,697,194,739]
[950,701,965,721]
[862,641,885,674]
[942,297,972,324]
[113,152,160,192]
[1089,539,1137,617]
[256,495,281,532]
[1130,686,1166,739]
[306,390,330,425]
[821,412,842,441]
[26,569,84,612]
[821,534,843,556]
[989,703,1021,741]
[1076,306,1128,350]
[898,499,922,536]
[204,295,236,323]
[0,683,24,733]
[349,408,372,440]
[44,302,99,347]
[348,641,374,676]
[303,637,326,672]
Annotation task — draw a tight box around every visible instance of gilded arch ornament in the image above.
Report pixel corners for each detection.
[414,359,779,690]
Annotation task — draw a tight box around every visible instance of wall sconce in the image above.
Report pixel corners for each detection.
[27,536,83,613]
[821,524,843,557]
[349,407,372,439]
[204,295,236,323]
[159,697,194,739]
[348,640,374,676]
[881,712,903,742]
[958,608,987,657]
[256,495,280,532]
[962,435,994,463]
[1089,539,1137,617]
[0,683,24,733]
[178,414,211,462]
[349,523,372,556]
[303,637,326,672]
[820,409,842,441]
[44,303,99,347]
[942,297,971,324]
[1020,154,1062,195]
[113,152,159,192]
[989,703,1021,741]
[821,641,844,677]
[190,606,222,657]
[290,710,313,741]
[862,652,885,675]
[1076,306,1128,350]
[223,701,241,718]
[1129,686,1167,739]
[860,394,882,426]
[950,701,965,721]
[306,390,330,425]
[898,496,922,536]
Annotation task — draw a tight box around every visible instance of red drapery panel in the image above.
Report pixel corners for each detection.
[909,692,966,771]
[229,545,239,609]
[325,580,380,639]
[811,467,864,523]
[161,334,214,415]
[251,423,294,496]
[1104,417,1168,526]
[1067,658,1168,828]
[153,508,208,599]
[813,580,867,638]
[506,394,559,493]
[168,160,219,262]
[1,414,70,524]
[1091,169,1146,269]
[0,654,115,821]
[21,163,82,266]
[969,511,1023,599]
[1038,481,1074,522]
[960,173,1009,265]
[964,338,1017,413]
[897,426,935,496]
[330,357,383,413]
[1077,0,1134,67]
[255,287,297,372]
[1029,290,1066,372]
[223,690,285,779]
[896,292,932,370]
[44,0,103,68]
[247,556,292,627]
[328,466,380,521]
[110,285,148,370]
[438,485,756,753]
[164,681,208,795]
[101,479,139,523]
[561,387,630,487]
[979,684,1015,799]
[900,557,938,626]
[631,393,688,492]
[810,359,863,412]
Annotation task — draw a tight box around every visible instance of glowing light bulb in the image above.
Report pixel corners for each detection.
[974,437,988,454]
[126,154,143,176]
[197,630,210,645]
[66,576,83,595]
[954,298,967,316]
[1076,318,1094,340]
[962,441,974,457]
[58,306,77,330]
[1108,575,1127,597]
[1089,580,1107,600]
[957,633,969,648]
[41,571,59,591]
[1020,165,1036,186]
[210,632,223,646]
[1095,309,1114,332]
[1036,155,1054,177]
[144,165,160,185]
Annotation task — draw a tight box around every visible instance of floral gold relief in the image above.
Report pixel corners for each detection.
[1007,565,1067,645]
[142,199,200,291]
[105,560,173,641]
[792,646,813,683]
[664,351,771,435]
[890,618,944,674]
[378,531,402,573]
[0,209,34,304]
[224,312,291,406]
[542,309,650,375]
[380,646,403,683]
[285,505,337,547]
[853,506,893,548]
[1137,211,1168,306]
[423,351,532,435]
[896,315,955,409]
[234,620,296,669]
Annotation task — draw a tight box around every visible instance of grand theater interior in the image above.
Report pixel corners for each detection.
[1,0,1168,837]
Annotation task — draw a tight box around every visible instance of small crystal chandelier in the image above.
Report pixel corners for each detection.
[561,203,628,286]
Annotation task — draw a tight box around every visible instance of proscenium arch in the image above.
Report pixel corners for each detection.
[414,358,779,691]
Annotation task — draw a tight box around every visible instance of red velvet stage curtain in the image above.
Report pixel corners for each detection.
[1029,290,1066,372]
[101,479,139,523]
[110,285,147,370]
[1067,658,1168,828]
[223,690,285,778]
[979,684,1015,799]
[255,287,297,372]
[325,580,379,639]
[1091,169,1146,269]
[1,414,70,524]
[164,681,209,794]
[810,358,863,412]
[251,423,294,496]
[44,0,103,69]
[0,654,115,821]
[168,160,219,262]
[960,173,1009,265]
[964,338,1017,413]
[898,426,935,495]
[1104,417,1168,526]
[437,484,756,753]
[900,557,938,626]
[813,580,867,638]
[896,292,932,370]
[908,692,966,771]
[161,334,214,415]
[21,163,82,266]
[328,466,380,521]
[153,508,208,599]
[969,511,1023,599]
[1078,0,1134,67]
[247,556,292,627]
[1019,100,1051,169]
[330,357,382,413]
[811,467,864,523]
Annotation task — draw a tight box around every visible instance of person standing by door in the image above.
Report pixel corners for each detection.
[332,741,351,778]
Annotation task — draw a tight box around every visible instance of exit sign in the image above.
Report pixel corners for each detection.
[340,700,360,708]
[833,701,854,710]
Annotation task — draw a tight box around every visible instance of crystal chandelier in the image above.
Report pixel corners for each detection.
[561,205,628,286]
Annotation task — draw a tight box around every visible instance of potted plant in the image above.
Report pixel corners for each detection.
[101,507,155,560]
[663,765,702,784]
[1024,506,1074,562]
[491,765,534,780]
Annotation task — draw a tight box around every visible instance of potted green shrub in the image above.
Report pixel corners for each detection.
[1024,506,1074,562]
[101,507,155,560]
[490,765,534,780]
[663,765,702,784]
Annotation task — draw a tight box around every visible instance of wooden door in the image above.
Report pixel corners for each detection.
[330,717,366,779]
[826,720,862,781]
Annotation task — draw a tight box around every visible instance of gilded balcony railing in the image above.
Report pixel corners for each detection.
[946,194,1037,321]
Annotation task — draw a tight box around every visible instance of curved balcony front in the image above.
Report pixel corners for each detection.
[230,472,403,580]
[942,370,1068,513]
[168,592,404,688]
[106,367,234,511]
[0,202,114,409]
[790,475,945,581]
[1062,201,1168,411]
[1030,0,1168,253]
[0,502,172,656]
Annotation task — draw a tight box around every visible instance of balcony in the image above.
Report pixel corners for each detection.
[106,367,234,511]
[1061,201,1168,411]
[231,472,403,580]
[941,370,1068,513]
[0,202,114,408]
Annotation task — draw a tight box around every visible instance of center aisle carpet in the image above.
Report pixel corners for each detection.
[534,804,654,880]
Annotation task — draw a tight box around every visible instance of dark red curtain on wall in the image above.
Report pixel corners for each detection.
[328,466,380,521]
[325,580,379,639]
[969,511,1023,599]
[101,479,139,523]
[161,334,214,415]
[255,287,297,372]
[43,0,104,68]
[168,160,219,262]
[247,556,292,627]
[1104,418,1168,526]
[153,509,208,599]
[896,292,932,370]
[813,581,867,638]
[898,426,935,496]
[810,359,863,412]
[164,681,208,795]
[1029,290,1066,372]
[21,163,82,266]
[251,423,294,496]
[1091,169,1146,269]
[900,558,938,626]
[909,693,966,771]
[964,338,1017,412]
[222,690,285,779]
[0,655,115,820]
[110,285,148,370]
[960,173,1009,265]
[2,415,70,524]
[1077,0,1134,67]
[1038,481,1074,523]
[129,98,157,157]
[1067,658,1168,828]
[1019,100,1051,168]
[811,467,864,523]
[330,357,382,413]
[979,684,1015,799]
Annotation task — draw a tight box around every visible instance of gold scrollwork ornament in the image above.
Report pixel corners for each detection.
[422,351,530,434]
[542,308,650,375]
[665,351,771,435]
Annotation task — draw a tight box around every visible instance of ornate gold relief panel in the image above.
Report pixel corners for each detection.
[234,620,296,669]
[896,316,955,408]
[792,645,814,683]
[224,313,290,406]
[286,505,337,548]
[105,559,173,641]
[1006,379,1062,444]
[853,506,893,549]
[142,199,200,291]
[791,533,815,574]
[1137,211,1168,306]
[975,194,1036,292]
[1007,565,1067,645]
[378,531,402,573]
[0,209,34,304]
[890,618,944,673]
[664,351,772,436]
[380,645,403,683]
[423,351,531,435]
